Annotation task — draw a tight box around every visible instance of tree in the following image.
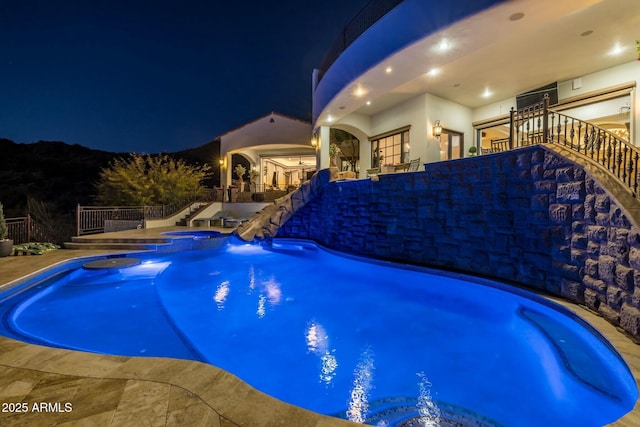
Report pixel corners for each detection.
[330,129,359,171]
[95,154,211,206]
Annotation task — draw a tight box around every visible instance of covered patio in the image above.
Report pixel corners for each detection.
[218,112,316,202]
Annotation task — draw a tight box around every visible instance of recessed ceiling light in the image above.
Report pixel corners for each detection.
[385,66,393,74]
[353,86,367,97]
[427,68,440,77]
[366,101,371,106]
[437,39,451,52]
[580,30,593,37]
[482,88,493,98]
[608,43,625,56]
[326,115,333,123]
[509,12,524,21]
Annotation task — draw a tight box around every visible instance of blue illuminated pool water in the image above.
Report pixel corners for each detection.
[0,237,637,426]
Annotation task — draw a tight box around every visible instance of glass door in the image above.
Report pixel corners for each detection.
[439,129,464,160]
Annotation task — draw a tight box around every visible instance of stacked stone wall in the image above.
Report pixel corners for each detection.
[277,146,640,340]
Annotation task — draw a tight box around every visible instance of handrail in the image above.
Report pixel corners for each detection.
[317,0,403,82]
[507,96,639,197]
[76,189,219,236]
[6,215,53,244]
[76,205,169,236]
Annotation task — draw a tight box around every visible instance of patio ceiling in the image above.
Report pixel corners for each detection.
[220,112,314,156]
[321,0,640,123]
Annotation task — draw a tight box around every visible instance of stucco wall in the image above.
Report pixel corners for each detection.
[276,146,640,341]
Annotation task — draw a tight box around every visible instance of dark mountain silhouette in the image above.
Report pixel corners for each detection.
[0,138,221,218]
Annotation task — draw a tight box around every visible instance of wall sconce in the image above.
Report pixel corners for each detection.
[219,158,226,168]
[433,120,442,138]
[311,135,317,148]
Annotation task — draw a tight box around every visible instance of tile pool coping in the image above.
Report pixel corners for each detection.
[0,227,638,426]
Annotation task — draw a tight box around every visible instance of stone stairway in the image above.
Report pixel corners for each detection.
[63,236,171,251]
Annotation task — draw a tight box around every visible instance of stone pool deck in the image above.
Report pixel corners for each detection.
[0,227,638,426]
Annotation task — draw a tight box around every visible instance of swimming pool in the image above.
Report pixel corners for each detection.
[0,237,637,426]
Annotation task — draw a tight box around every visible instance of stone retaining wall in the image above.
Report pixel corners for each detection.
[276,146,640,341]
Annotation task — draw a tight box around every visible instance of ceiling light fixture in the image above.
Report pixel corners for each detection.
[482,88,493,98]
[437,39,451,52]
[385,66,393,74]
[427,68,440,77]
[609,43,624,56]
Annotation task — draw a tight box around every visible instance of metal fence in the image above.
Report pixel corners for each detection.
[318,0,404,82]
[76,189,219,236]
[505,96,639,197]
[6,215,52,244]
[76,205,170,236]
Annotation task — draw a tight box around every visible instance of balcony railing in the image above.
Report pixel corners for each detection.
[6,215,52,244]
[502,96,639,197]
[318,0,404,82]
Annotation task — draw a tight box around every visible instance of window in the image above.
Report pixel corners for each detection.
[371,129,410,167]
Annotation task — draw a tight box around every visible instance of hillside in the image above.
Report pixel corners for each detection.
[0,138,221,218]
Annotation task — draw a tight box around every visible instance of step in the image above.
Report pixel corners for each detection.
[70,236,169,244]
[63,242,161,251]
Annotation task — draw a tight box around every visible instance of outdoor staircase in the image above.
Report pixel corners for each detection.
[175,202,211,226]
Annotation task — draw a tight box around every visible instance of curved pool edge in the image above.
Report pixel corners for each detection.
[0,335,359,427]
[0,243,638,426]
[0,303,637,427]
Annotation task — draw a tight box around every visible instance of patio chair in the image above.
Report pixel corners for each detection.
[408,158,421,172]
[490,138,509,152]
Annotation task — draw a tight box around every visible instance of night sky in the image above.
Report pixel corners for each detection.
[1,0,370,153]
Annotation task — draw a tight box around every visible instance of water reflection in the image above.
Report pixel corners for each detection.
[213,280,230,309]
[306,321,338,385]
[245,268,282,318]
[346,347,375,423]
[256,294,266,318]
[248,265,256,291]
[264,277,282,304]
[416,372,441,426]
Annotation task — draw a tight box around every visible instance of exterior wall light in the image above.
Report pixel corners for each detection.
[433,120,442,138]
[311,135,317,147]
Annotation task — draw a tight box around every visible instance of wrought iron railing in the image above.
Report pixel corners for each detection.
[76,205,170,236]
[76,189,219,236]
[505,96,639,197]
[6,215,52,244]
[318,0,404,82]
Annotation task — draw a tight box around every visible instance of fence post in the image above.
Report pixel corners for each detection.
[542,94,549,143]
[27,214,32,242]
[76,204,80,237]
[509,107,515,149]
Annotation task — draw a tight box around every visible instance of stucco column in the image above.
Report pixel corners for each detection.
[317,126,331,169]
[221,153,232,188]
[360,138,371,174]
